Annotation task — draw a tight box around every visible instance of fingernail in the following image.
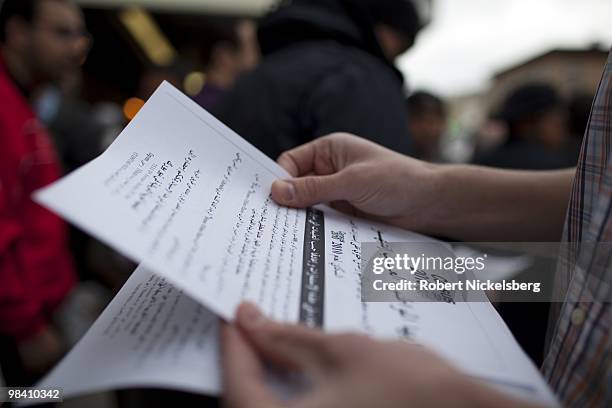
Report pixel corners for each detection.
[239,302,266,329]
[278,180,295,202]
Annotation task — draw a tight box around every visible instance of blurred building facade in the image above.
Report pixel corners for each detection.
[444,45,608,162]
[488,46,608,111]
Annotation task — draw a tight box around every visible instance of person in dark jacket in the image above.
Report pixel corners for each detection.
[473,82,578,365]
[212,0,423,160]
[474,82,576,170]
[405,90,447,161]
[193,19,259,110]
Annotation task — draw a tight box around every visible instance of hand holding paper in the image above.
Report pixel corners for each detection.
[223,302,543,408]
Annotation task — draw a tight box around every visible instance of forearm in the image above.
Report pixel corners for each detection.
[422,165,574,241]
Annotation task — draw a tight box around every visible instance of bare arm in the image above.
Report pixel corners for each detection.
[423,166,574,241]
[270,133,573,242]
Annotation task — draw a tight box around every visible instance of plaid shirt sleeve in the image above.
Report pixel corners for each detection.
[542,50,612,407]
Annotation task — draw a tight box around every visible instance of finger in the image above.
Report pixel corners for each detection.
[271,173,353,208]
[277,143,315,177]
[235,303,333,374]
[221,322,282,408]
[276,138,336,177]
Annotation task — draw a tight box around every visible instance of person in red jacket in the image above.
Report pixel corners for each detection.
[0,0,89,380]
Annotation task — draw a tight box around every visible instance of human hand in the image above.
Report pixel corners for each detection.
[17,325,64,375]
[270,133,441,233]
[222,303,528,408]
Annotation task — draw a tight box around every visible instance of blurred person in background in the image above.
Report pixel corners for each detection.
[474,82,577,170]
[405,90,447,161]
[194,19,259,110]
[138,64,183,101]
[472,83,565,362]
[213,0,423,160]
[34,68,116,346]
[0,0,88,383]
[568,91,593,141]
[566,91,593,159]
[473,82,583,365]
[34,68,105,174]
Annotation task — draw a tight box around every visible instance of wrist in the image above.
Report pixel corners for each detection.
[421,163,490,240]
[401,161,453,236]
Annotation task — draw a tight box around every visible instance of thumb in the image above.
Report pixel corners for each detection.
[235,303,332,376]
[271,173,351,208]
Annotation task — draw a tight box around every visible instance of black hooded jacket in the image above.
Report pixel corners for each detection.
[212,0,414,160]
